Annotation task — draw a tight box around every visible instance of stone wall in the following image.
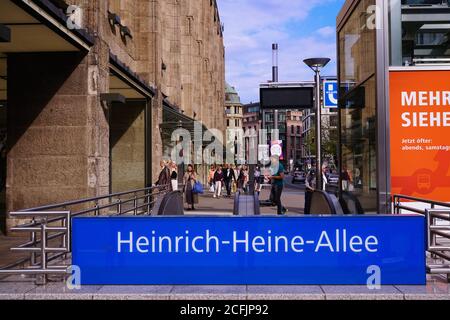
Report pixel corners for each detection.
[6,52,107,229]
[4,0,225,228]
[110,101,146,192]
[102,0,225,178]
[65,0,224,182]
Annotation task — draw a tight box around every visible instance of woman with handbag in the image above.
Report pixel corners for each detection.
[183,164,198,211]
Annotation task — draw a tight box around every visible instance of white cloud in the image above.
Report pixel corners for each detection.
[317,26,335,37]
[217,0,340,103]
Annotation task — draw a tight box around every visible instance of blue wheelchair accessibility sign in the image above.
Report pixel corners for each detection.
[323,80,338,108]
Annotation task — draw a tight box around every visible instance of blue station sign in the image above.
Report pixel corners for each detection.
[72,216,426,285]
[323,80,338,108]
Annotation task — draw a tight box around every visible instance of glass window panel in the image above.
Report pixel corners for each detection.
[340,76,377,213]
[390,0,450,66]
[338,0,377,213]
[339,0,376,93]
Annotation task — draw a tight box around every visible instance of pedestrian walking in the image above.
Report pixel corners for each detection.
[213,166,224,198]
[223,164,236,197]
[155,160,171,190]
[233,165,240,192]
[169,161,178,191]
[231,165,238,193]
[322,163,329,191]
[242,166,249,193]
[237,165,249,193]
[341,165,350,191]
[304,169,316,215]
[208,165,216,193]
[266,155,286,215]
[183,164,198,211]
[254,166,261,193]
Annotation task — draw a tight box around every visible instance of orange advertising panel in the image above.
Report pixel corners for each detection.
[390,70,450,202]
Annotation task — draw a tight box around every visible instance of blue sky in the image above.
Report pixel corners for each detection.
[217,0,346,103]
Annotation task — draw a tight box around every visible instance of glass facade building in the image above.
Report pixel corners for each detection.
[338,0,377,213]
[390,0,450,67]
[337,0,450,214]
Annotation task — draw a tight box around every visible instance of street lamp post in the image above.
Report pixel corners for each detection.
[303,58,330,190]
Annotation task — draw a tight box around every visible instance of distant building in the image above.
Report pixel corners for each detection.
[225,83,243,130]
[301,77,338,166]
[243,103,261,133]
[243,102,262,163]
[260,81,315,168]
[286,111,303,170]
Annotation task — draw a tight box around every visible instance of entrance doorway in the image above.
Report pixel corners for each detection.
[110,100,147,193]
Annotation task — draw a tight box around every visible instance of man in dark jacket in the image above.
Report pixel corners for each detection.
[304,169,316,214]
[155,160,171,190]
[223,164,236,197]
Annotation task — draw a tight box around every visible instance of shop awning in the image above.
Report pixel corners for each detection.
[109,54,156,99]
[161,101,212,147]
[161,101,226,157]
[0,0,93,53]
[161,101,206,136]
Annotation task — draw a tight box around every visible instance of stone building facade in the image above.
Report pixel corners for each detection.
[286,111,303,170]
[243,103,261,164]
[243,103,261,133]
[225,83,243,130]
[0,0,225,231]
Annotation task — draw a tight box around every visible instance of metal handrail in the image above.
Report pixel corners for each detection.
[11,185,168,229]
[393,195,450,281]
[426,209,450,282]
[20,185,168,212]
[0,185,170,284]
[393,194,450,215]
[0,211,71,284]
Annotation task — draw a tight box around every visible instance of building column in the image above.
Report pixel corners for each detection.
[6,51,109,231]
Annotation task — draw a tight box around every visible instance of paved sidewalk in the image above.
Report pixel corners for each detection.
[0,233,27,269]
[0,274,449,300]
[191,184,305,216]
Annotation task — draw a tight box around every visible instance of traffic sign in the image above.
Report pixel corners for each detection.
[323,80,338,108]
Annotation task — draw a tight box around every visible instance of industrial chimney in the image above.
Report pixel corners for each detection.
[272,43,279,83]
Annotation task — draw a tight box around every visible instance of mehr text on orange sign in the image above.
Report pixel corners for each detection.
[390,70,450,202]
